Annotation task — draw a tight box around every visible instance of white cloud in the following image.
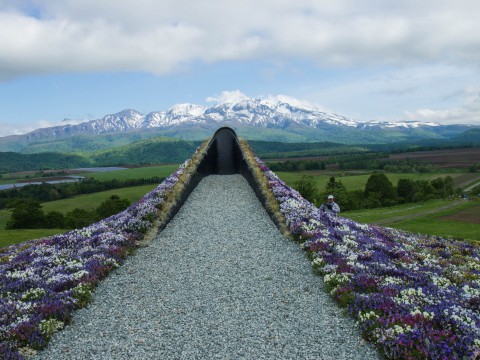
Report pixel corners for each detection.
[404,86,480,125]
[205,90,248,104]
[264,94,329,112]
[205,90,330,112]
[0,117,88,137]
[1,0,480,80]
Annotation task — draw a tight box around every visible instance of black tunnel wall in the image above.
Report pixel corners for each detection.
[196,127,243,176]
[159,127,282,232]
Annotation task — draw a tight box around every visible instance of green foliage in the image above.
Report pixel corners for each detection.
[364,173,396,206]
[64,208,96,229]
[395,177,455,203]
[6,199,46,229]
[72,283,95,308]
[0,152,91,173]
[96,195,131,219]
[397,178,416,203]
[268,159,326,172]
[91,137,200,166]
[469,184,480,195]
[431,176,454,199]
[293,175,318,204]
[45,211,66,228]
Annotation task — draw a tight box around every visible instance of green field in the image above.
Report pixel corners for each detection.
[0,229,67,248]
[343,200,480,242]
[83,164,179,181]
[275,171,467,192]
[42,184,158,213]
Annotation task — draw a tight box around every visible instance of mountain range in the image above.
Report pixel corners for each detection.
[0,97,477,153]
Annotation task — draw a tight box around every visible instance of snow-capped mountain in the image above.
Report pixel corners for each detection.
[0,96,474,152]
[33,96,435,133]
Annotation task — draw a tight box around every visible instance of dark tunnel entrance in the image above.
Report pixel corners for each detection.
[197,127,243,176]
[159,126,283,232]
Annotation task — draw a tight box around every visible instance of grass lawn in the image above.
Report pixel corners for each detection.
[342,199,455,223]
[343,200,480,242]
[83,164,179,181]
[41,184,158,213]
[392,217,480,243]
[0,229,68,248]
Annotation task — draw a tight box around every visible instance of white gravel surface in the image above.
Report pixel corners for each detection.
[35,175,380,360]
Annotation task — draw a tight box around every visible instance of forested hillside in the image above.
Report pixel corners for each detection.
[0,152,91,173]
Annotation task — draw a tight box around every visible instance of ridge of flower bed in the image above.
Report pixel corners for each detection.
[256,158,480,359]
[0,140,210,360]
[238,139,289,236]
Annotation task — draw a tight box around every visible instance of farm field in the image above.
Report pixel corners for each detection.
[342,199,480,242]
[83,164,179,181]
[274,170,471,192]
[389,147,480,169]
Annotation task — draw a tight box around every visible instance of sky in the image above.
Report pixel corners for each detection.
[1,0,480,136]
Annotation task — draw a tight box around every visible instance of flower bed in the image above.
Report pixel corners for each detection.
[0,144,207,360]
[256,158,480,359]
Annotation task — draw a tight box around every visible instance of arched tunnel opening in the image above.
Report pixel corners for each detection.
[196,127,244,176]
[159,127,282,231]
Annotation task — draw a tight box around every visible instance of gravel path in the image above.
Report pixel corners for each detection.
[35,175,380,360]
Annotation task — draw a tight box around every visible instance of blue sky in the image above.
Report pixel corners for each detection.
[1,0,480,136]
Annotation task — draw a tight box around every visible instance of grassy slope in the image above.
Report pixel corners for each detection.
[83,164,179,181]
[343,200,479,241]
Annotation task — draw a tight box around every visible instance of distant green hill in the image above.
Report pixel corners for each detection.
[20,129,178,154]
[91,137,201,166]
[0,152,91,173]
[0,136,201,173]
[453,128,480,142]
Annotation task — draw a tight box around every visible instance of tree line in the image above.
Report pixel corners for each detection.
[266,152,444,173]
[0,177,164,210]
[295,173,457,211]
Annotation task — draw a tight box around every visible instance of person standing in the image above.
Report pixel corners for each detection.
[320,195,340,216]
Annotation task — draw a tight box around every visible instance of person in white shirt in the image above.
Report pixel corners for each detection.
[319,195,340,216]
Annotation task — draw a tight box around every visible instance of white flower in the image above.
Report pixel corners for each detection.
[383,276,404,286]
[410,308,434,320]
[431,275,451,288]
[358,311,379,322]
[21,288,46,301]
[40,318,65,335]
[324,272,351,285]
